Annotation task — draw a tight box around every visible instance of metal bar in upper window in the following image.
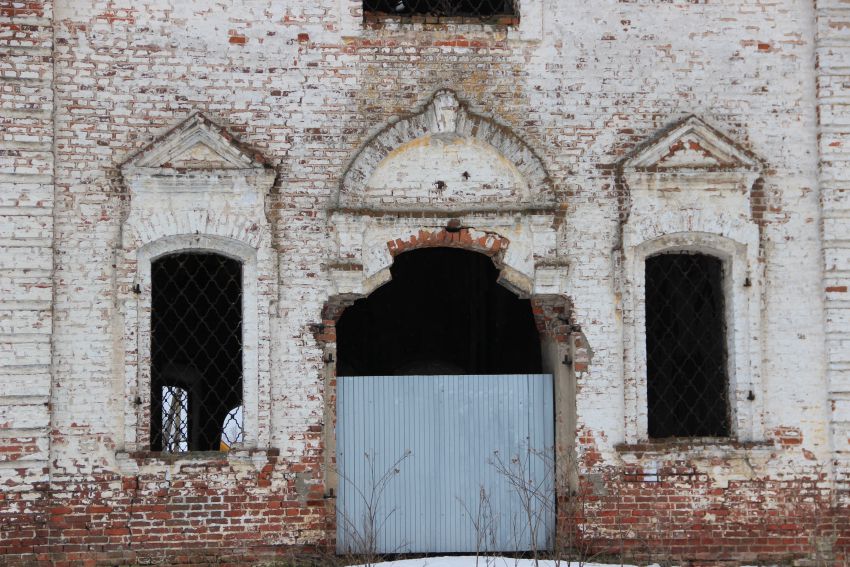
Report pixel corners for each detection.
[363,0,517,19]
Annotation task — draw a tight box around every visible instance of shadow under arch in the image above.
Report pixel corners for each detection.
[336,247,543,376]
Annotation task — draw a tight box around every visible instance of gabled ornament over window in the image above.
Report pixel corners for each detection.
[623,115,760,173]
[117,111,274,247]
[120,113,274,197]
[620,115,763,205]
[123,112,269,171]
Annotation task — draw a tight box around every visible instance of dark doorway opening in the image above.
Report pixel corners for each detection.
[337,248,542,376]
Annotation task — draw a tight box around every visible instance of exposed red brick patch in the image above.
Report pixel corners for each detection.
[97,11,135,24]
[750,176,767,223]
[772,426,804,446]
[0,438,40,462]
[386,228,509,258]
[530,295,575,345]
[827,286,848,293]
[0,2,44,17]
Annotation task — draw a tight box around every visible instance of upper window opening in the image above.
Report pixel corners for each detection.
[337,248,541,376]
[150,253,243,453]
[645,252,730,438]
[364,0,517,21]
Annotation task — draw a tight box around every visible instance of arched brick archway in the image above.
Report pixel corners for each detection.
[321,89,578,550]
[318,243,584,552]
[317,243,586,545]
[326,88,564,302]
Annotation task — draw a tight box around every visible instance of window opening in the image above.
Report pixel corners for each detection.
[150,253,243,452]
[337,248,541,376]
[645,253,729,438]
[363,0,516,19]
[221,406,244,451]
[161,385,188,453]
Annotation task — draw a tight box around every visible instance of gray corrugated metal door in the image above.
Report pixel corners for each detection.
[336,374,555,554]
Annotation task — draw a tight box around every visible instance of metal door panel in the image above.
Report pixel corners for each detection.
[336,374,555,554]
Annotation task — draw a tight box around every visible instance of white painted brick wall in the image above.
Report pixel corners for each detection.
[38,0,828,478]
[817,0,850,486]
[1,0,847,558]
[0,0,54,495]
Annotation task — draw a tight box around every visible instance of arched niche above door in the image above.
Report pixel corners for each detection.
[334,89,558,213]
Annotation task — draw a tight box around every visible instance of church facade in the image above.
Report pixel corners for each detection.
[2,0,849,564]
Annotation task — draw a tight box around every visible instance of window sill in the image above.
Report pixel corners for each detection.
[614,439,775,486]
[115,447,277,475]
[616,438,772,455]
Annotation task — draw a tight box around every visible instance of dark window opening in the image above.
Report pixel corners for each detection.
[646,253,730,438]
[337,248,542,376]
[150,253,243,452]
[363,0,516,20]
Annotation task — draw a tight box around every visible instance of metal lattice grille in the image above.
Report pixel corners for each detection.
[364,0,516,18]
[645,253,730,438]
[151,253,243,453]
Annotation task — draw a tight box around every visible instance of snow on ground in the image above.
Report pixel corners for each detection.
[349,557,654,567]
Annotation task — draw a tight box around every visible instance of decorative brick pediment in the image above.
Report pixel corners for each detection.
[335,89,557,212]
[118,113,274,249]
[122,113,270,171]
[623,115,760,173]
[620,115,764,213]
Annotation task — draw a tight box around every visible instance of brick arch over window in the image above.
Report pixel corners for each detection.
[335,89,558,211]
[129,210,268,250]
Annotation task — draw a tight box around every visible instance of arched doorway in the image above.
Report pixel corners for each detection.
[334,247,555,554]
